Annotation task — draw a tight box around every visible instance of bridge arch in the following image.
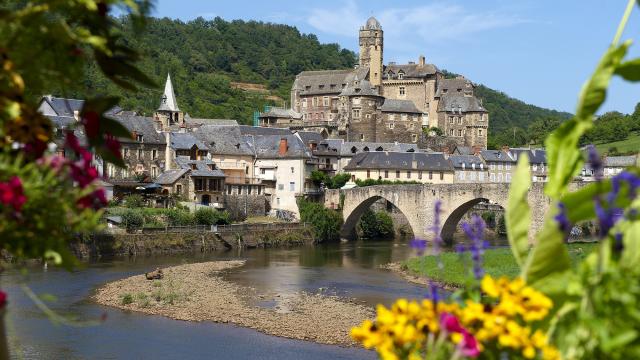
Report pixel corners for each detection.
[340,195,419,240]
[440,198,502,244]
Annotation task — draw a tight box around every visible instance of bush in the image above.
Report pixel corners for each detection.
[496,214,506,235]
[194,208,231,226]
[298,198,343,242]
[481,212,497,229]
[121,293,133,305]
[165,208,194,226]
[310,171,353,189]
[121,209,144,231]
[123,194,144,208]
[358,209,394,239]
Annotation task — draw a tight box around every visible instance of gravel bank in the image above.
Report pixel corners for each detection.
[93,261,374,346]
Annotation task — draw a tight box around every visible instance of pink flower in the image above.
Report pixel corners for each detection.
[440,313,465,333]
[0,176,27,212]
[460,331,480,358]
[0,291,7,308]
[105,134,122,160]
[82,111,100,140]
[77,188,107,210]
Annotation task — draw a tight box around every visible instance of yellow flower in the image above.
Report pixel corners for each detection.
[523,346,536,359]
[481,275,501,297]
[542,346,562,360]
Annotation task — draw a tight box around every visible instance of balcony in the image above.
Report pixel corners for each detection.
[257,172,277,182]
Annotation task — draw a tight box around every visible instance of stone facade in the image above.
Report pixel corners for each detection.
[223,194,268,221]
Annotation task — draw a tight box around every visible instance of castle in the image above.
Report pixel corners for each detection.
[262,17,489,149]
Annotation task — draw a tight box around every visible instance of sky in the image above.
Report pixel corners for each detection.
[151,0,640,115]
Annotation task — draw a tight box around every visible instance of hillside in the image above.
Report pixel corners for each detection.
[60,16,571,147]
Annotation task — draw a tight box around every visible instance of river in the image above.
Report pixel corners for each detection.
[1,239,443,360]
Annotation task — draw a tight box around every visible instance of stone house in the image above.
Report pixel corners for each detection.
[449,155,488,183]
[603,155,637,177]
[166,132,209,169]
[511,148,548,182]
[173,157,225,206]
[343,152,454,184]
[258,107,303,127]
[247,134,317,217]
[379,99,424,143]
[337,141,420,173]
[480,149,516,183]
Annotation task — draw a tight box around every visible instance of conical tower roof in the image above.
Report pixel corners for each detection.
[158,73,180,112]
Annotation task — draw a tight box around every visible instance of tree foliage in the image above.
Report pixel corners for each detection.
[298,198,342,242]
[358,209,394,239]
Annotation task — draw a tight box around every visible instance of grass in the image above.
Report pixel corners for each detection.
[120,293,133,305]
[402,243,597,287]
[594,132,640,155]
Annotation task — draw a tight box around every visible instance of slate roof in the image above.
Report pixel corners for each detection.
[510,148,547,164]
[40,96,84,117]
[449,155,485,169]
[480,150,516,163]
[383,63,438,80]
[452,146,474,155]
[437,94,486,113]
[47,115,76,129]
[292,67,369,96]
[380,99,422,114]
[296,131,325,147]
[247,134,313,159]
[365,16,381,30]
[344,152,453,171]
[259,107,302,119]
[339,78,380,97]
[184,115,239,127]
[605,155,637,167]
[435,77,474,97]
[110,114,166,144]
[192,125,254,156]
[170,132,208,150]
[155,169,189,185]
[174,157,225,177]
[239,125,292,136]
[339,142,420,156]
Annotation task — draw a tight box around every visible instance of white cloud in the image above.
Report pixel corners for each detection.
[307,2,528,43]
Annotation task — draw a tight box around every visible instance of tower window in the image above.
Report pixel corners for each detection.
[412,134,417,142]
[478,129,483,137]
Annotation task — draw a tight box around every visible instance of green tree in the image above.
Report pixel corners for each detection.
[358,209,394,239]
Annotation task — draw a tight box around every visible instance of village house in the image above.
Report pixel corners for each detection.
[337,141,421,173]
[603,155,637,177]
[343,152,454,184]
[480,149,516,183]
[449,155,487,183]
[510,148,548,182]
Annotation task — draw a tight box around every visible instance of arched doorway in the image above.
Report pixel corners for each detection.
[201,194,210,206]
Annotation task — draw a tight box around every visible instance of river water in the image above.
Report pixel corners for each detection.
[1,239,441,360]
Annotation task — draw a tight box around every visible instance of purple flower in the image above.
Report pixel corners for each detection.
[461,215,487,280]
[614,232,624,253]
[428,282,440,303]
[554,202,571,235]
[595,199,623,238]
[410,238,428,255]
[455,244,466,254]
[594,171,640,239]
[587,145,603,180]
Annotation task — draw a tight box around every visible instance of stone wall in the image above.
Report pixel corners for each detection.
[224,194,267,221]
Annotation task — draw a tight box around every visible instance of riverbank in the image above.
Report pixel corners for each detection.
[386,243,597,288]
[93,260,374,346]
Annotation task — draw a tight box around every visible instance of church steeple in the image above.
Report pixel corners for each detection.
[154,73,183,130]
[158,73,180,112]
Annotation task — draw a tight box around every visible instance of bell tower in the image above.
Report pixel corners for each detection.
[154,73,183,130]
[359,16,383,87]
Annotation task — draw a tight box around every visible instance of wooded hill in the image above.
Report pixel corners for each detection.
[59,16,572,147]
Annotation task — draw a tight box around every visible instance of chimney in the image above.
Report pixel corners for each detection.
[279,138,288,156]
[418,55,425,66]
[473,145,481,155]
[408,61,415,65]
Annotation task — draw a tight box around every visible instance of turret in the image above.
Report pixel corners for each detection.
[359,17,383,87]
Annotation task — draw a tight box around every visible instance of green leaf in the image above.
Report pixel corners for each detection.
[561,181,611,223]
[506,154,531,268]
[44,250,62,265]
[602,329,638,352]
[523,210,571,284]
[621,221,640,268]
[545,42,630,200]
[614,58,640,81]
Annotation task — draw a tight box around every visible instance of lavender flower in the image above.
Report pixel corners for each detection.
[428,281,440,303]
[594,171,640,239]
[409,238,428,255]
[461,215,487,280]
[554,202,572,235]
[614,232,624,253]
[587,145,603,180]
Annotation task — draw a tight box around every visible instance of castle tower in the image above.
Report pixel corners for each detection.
[359,16,383,87]
[154,73,183,130]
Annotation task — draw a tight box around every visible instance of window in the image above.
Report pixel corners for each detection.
[479,172,485,181]
[398,72,404,80]
[365,114,371,119]
[457,129,463,137]
[353,97,360,105]
[388,114,395,121]
[498,173,503,182]
[291,167,294,174]
[478,129,483,137]
[138,149,143,158]
[490,173,495,182]
[289,182,295,191]
[449,129,454,136]
[401,114,408,121]
[360,134,365,141]
[396,170,400,179]
[411,134,417,142]
[506,163,511,170]
[449,116,454,124]
[429,171,433,180]
[440,172,444,180]
[123,148,129,157]
[457,117,462,124]
[407,171,411,179]
[384,170,389,178]
[409,123,415,130]
[498,164,503,170]
[506,173,512,182]
[152,149,157,159]
[257,187,262,195]
[388,123,394,129]
[323,97,329,106]
[278,184,284,191]
[490,163,495,170]
[418,171,423,179]
[470,172,476,181]
[227,185,232,195]
[353,109,360,118]
[136,134,143,142]
[260,168,266,175]
[367,170,371,179]
[460,171,465,180]
[195,179,203,191]
[399,87,405,96]
[151,166,158,177]
[176,184,182,194]
[302,98,307,108]
[276,197,280,205]
[312,97,317,107]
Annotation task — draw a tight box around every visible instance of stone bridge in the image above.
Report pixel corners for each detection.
[327,183,550,242]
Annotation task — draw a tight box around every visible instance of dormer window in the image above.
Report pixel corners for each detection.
[376,146,383,151]
[191,164,197,170]
[208,164,215,170]
[305,85,311,90]
[319,84,325,89]
[330,84,336,89]
[351,146,357,154]
[398,72,404,80]
[136,134,143,142]
[363,146,369,152]
[442,89,448,94]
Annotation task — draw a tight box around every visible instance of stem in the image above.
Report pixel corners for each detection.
[612,0,635,45]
